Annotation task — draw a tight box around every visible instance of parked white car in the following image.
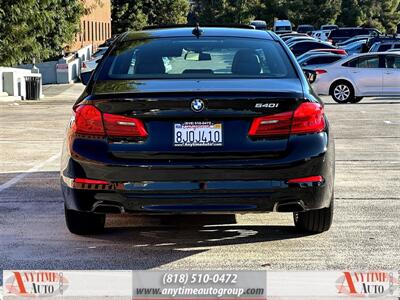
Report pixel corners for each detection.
[311,30,331,42]
[312,52,400,103]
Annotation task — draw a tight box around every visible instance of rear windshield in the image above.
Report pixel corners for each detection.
[97,37,296,80]
[275,26,291,31]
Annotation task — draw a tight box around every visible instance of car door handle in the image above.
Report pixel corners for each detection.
[384,71,393,74]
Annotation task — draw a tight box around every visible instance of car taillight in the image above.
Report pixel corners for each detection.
[249,102,325,137]
[72,105,147,138]
[315,69,327,75]
[103,113,148,138]
[291,102,325,134]
[248,112,292,137]
[72,105,105,136]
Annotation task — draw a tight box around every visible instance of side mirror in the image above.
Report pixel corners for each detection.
[303,69,317,84]
[80,70,93,86]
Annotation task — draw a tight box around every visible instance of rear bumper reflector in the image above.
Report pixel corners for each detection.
[74,178,110,185]
[287,176,324,184]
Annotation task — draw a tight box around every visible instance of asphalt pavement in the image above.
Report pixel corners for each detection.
[0,84,399,280]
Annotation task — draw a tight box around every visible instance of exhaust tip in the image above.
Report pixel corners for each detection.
[276,201,305,212]
[93,203,124,214]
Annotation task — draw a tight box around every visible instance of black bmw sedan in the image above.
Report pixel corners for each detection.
[61,26,335,235]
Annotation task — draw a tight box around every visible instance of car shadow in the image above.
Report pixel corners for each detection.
[0,171,314,273]
[89,214,313,249]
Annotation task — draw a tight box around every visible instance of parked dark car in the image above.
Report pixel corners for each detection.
[328,27,380,45]
[250,20,267,30]
[369,41,400,52]
[297,25,315,33]
[366,36,400,49]
[336,35,370,47]
[61,26,335,235]
[288,40,336,56]
[298,53,345,67]
[321,24,339,31]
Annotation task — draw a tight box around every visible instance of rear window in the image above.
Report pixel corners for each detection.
[330,29,369,38]
[304,56,341,66]
[97,37,297,80]
[345,56,379,68]
[378,44,392,52]
[276,26,291,31]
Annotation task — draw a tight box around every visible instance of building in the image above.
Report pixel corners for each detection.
[69,0,112,52]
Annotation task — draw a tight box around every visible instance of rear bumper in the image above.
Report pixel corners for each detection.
[61,178,329,213]
[61,132,335,214]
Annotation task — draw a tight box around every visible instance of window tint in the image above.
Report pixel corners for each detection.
[310,56,341,65]
[393,44,400,49]
[378,44,392,52]
[347,56,379,68]
[330,28,369,38]
[98,37,297,80]
[276,26,292,31]
[385,55,400,69]
[294,42,327,51]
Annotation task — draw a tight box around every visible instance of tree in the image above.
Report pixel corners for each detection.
[338,0,400,33]
[111,0,190,34]
[111,0,148,33]
[192,0,262,25]
[0,0,84,66]
[254,0,341,28]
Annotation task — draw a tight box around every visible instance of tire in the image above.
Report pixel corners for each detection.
[331,81,354,103]
[350,96,363,103]
[65,206,105,235]
[294,197,334,233]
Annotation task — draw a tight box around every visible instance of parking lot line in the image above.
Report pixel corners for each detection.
[0,152,60,193]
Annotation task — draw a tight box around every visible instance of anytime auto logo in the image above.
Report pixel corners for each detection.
[336,271,398,297]
[5,271,69,297]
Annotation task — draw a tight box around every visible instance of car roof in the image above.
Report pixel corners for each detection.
[374,41,400,45]
[290,40,329,46]
[300,52,341,60]
[120,27,274,41]
[341,52,400,60]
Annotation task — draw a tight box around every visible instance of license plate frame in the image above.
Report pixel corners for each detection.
[174,121,223,147]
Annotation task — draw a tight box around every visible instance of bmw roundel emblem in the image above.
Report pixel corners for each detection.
[191,99,205,112]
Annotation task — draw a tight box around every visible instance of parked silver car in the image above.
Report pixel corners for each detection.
[311,52,400,103]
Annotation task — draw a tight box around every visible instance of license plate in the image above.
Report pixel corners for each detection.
[174,122,223,147]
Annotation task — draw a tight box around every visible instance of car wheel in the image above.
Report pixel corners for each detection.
[65,206,105,235]
[331,82,354,103]
[350,96,363,103]
[293,196,334,233]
